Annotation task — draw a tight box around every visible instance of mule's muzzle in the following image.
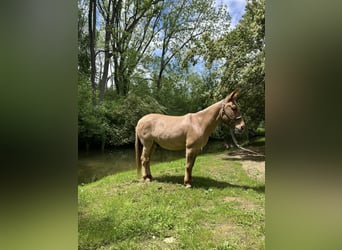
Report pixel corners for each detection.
[234,124,245,134]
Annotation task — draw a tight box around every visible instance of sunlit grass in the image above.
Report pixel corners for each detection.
[78,150,265,249]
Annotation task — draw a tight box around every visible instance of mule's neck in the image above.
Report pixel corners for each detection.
[195,100,223,136]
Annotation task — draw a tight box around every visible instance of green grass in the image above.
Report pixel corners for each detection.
[78,150,265,250]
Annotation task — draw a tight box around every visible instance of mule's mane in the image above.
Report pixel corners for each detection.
[196,100,222,114]
[194,101,223,124]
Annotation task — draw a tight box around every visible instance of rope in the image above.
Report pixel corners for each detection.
[229,128,265,157]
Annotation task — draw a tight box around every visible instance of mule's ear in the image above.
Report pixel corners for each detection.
[225,90,240,102]
[232,90,239,100]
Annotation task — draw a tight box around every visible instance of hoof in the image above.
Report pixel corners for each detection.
[185,183,192,188]
[143,175,153,182]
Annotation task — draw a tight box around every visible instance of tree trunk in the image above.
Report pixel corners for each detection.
[156,33,168,92]
[88,0,97,101]
[156,66,165,92]
[99,51,110,102]
[98,4,114,102]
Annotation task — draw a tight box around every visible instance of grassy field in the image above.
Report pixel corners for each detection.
[78,147,265,249]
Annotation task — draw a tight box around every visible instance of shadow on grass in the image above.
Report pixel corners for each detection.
[222,153,265,162]
[223,145,265,162]
[154,175,265,193]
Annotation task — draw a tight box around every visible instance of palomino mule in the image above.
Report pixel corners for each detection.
[135,90,245,188]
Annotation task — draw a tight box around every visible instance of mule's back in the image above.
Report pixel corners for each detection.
[136,113,190,150]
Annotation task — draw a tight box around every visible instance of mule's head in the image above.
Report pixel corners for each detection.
[221,90,245,134]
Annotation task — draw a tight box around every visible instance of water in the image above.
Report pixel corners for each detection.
[78,140,225,184]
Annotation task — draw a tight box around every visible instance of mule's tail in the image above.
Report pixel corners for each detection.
[135,130,142,178]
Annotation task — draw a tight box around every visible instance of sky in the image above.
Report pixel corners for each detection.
[190,0,247,73]
[216,0,247,28]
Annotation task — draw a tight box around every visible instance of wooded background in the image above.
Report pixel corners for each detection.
[78,0,265,151]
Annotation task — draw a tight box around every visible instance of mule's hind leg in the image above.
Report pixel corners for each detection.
[184,148,198,188]
[141,142,156,182]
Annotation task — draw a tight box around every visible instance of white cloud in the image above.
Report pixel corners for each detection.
[216,0,247,28]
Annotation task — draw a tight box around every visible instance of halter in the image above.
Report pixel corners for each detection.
[221,100,242,122]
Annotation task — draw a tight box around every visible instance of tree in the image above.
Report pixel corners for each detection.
[221,0,265,134]
[78,73,106,151]
[194,0,265,135]
[88,0,97,97]
[95,0,164,98]
[78,0,263,149]
[78,0,90,76]
[96,0,115,102]
[153,0,230,92]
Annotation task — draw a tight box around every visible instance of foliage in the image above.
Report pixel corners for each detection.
[77,0,90,76]
[218,0,265,134]
[184,0,265,135]
[78,74,104,146]
[77,0,265,149]
[153,70,203,115]
[78,150,265,249]
[78,74,166,148]
[98,0,164,97]
[151,0,230,91]
[103,93,166,146]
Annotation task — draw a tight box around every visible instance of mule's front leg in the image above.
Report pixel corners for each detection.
[184,149,197,188]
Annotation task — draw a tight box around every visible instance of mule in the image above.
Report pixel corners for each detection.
[135,90,245,188]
